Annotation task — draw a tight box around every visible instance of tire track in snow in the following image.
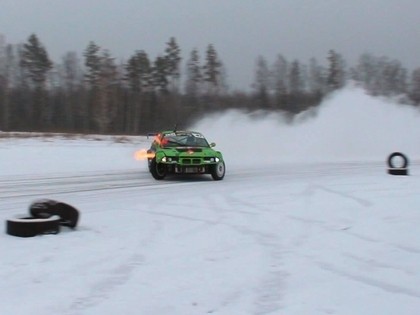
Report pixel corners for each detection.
[317,261,420,300]
[0,170,184,204]
[61,220,163,315]
[203,193,286,314]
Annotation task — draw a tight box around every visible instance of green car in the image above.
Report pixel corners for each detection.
[147,130,226,180]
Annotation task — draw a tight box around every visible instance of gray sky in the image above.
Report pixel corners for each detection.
[0,0,419,89]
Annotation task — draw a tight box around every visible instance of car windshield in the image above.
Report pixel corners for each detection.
[161,132,210,148]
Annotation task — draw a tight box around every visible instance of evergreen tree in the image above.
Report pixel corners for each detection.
[308,57,326,95]
[289,60,303,95]
[125,50,151,93]
[352,54,407,96]
[380,58,406,96]
[152,56,168,93]
[409,68,420,105]
[83,43,119,133]
[282,60,304,114]
[20,34,53,129]
[164,37,181,93]
[20,34,53,86]
[351,53,381,94]
[272,54,288,110]
[83,41,101,88]
[125,50,152,133]
[327,49,346,91]
[185,48,202,97]
[202,44,222,95]
[252,56,271,108]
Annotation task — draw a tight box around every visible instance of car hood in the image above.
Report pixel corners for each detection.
[160,147,217,156]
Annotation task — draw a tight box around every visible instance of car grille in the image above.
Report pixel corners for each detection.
[181,158,201,165]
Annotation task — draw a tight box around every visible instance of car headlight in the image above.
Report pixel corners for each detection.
[215,157,220,162]
[161,156,175,163]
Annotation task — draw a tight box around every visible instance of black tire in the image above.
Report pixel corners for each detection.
[387,152,409,168]
[388,168,408,176]
[30,199,80,228]
[211,161,226,181]
[150,158,166,180]
[387,152,409,176]
[6,215,60,237]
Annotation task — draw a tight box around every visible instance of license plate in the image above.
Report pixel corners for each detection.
[185,167,197,173]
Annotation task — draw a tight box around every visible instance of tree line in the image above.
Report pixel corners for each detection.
[0,34,419,134]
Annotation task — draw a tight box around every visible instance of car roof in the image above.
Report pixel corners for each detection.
[161,130,203,136]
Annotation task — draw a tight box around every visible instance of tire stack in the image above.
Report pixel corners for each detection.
[6,199,80,237]
[387,152,409,176]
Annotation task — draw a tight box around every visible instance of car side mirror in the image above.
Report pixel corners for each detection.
[210,142,216,147]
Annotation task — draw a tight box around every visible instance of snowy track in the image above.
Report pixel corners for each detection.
[0,170,160,200]
[2,158,420,314]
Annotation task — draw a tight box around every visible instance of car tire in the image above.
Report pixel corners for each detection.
[387,152,409,168]
[29,199,80,228]
[388,168,408,176]
[6,215,61,237]
[211,161,226,181]
[387,152,409,176]
[150,158,166,180]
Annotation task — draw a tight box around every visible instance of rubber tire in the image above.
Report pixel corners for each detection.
[211,161,226,181]
[387,152,409,176]
[6,215,60,237]
[387,152,409,168]
[388,168,408,176]
[150,158,166,180]
[30,199,80,228]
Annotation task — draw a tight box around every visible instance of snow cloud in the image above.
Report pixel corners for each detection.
[191,87,420,165]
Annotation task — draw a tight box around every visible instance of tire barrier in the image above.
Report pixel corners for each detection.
[6,215,61,237]
[387,152,409,176]
[29,199,80,228]
[5,199,80,237]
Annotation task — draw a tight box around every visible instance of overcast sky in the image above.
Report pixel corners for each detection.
[0,0,419,89]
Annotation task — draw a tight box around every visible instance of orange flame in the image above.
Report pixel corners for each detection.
[154,134,162,145]
[134,149,155,161]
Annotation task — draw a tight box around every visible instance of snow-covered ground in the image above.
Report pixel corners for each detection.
[1,87,420,315]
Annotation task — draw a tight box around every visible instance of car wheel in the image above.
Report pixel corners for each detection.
[6,215,61,237]
[150,158,166,180]
[211,161,225,180]
[29,199,80,228]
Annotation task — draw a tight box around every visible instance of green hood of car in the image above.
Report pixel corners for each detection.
[155,146,223,163]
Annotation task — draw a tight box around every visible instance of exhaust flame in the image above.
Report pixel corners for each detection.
[134,149,155,161]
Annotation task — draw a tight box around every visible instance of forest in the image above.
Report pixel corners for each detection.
[0,34,419,134]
